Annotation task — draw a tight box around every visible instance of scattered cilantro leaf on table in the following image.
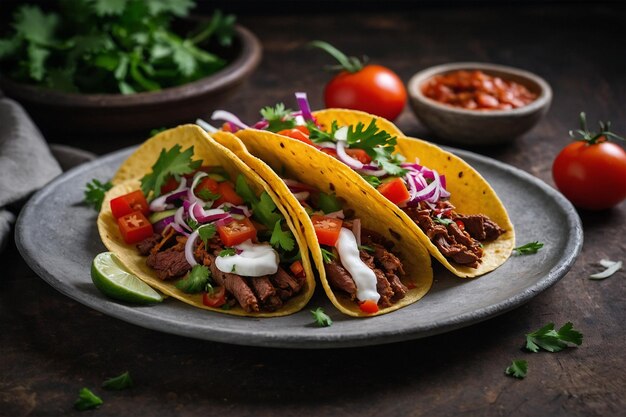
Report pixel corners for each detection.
[505,360,528,379]
[102,371,133,390]
[175,265,210,294]
[84,179,113,210]
[525,322,583,353]
[140,145,201,199]
[311,307,333,327]
[513,241,544,255]
[74,387,103,411]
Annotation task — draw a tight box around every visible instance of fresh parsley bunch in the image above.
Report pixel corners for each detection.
[0,0,235,94]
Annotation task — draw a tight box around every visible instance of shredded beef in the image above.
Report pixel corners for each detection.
[371,244,405,276]
[385,273,408,301]
[324,260,357,299]
[249,276,283,311]
[359,250,394,307]
[270,267,303,301]
[146,247,191,280]
[360,228,395,250]
[206,254,259,313]
[456,214,504,241]
[137,233,161,256]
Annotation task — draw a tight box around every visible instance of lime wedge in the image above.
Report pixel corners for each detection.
[91,252,163,304]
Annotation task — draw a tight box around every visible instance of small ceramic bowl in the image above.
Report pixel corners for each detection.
[0,25,261,137]
[407,62,552,145]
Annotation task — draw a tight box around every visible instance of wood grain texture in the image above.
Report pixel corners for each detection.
[1,3,624,416]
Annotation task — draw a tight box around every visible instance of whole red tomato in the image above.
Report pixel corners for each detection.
[311,41,407,121]
[552,114,626,210]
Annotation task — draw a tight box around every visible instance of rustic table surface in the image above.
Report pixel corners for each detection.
[1,3,624,416]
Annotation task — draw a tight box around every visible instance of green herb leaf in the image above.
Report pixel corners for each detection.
[13,5,59,46]
[92,0,127,16]
[219,248,236,257]
[361,174,382,188]
[197,189,221,201]
[505,360,528,379]
[514,241,544,255]
[321,248,336,264]
[140,145,201,199]
[175,265,210,294]
[84,179,113,210]
[434,217,453,226]
[198,224,216,247]
[270,220,295,252]
[102,371,133,390]
[358,245,375,253]
[310,307,333,327]
[318,192,343,214]
[74,387,103,411]
[186,218,199,231]
[260,103,296,132]
[525,322,583,353]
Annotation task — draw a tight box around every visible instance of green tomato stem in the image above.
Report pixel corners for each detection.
[309,40,363,73]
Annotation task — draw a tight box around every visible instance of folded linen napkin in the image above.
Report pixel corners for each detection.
[0,98,95,252]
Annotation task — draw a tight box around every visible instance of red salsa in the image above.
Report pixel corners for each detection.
[421,70,537,110]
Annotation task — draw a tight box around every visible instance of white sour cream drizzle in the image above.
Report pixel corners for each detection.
[215,240,279,277]
[335,228,380,303]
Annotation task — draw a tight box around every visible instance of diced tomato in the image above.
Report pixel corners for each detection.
[217,218,257,246]
[311,215,343,246]
[359,299,379,314]
[290,260,305,278]
[345,148,372,164]
[160,176,179,194]
[377,178,410,205]
[117,211,154,244]
[320,148,338,158]
[454,219,465,230]
[221,123,233,132]
[214,181,244,206]
[203,286,226,308]
[110,190,150,218]
[277,128,315,147]
[195,177,219,197]
[294,125,310,135]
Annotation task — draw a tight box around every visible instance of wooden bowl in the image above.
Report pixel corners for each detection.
[0,25,262,137]
[407,62,552,145]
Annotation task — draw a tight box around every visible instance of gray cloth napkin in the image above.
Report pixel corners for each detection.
[0,98,95,252]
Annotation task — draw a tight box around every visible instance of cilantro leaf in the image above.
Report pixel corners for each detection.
[505,360,528,379]
[13,5,60,46]
[102,371,133,390]
[307,120,340,143]
[140,145,201,199]
[198,224,216,247]
[219,248,236,257]
[361,174,382,188]
[310,307,332,327]
[84,179,113,210]
[525,322,583,353]
[260,103,296,132]
[145,0,195,17]
[92,0,127,16]
[27,44,49,81]
[197,189,221,201]
[175,265,210,294]
[434,217,453,226]
[358,245,375,253]
[514,241,544,255]
[318,192,343,214]
[321,248,336,264]
[74,388,103,411]
[270,220,295,252]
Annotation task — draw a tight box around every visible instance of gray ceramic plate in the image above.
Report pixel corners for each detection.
[15,147,582,349]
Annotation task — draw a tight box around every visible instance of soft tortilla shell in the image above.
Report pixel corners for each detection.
[214,130,433,317]
[97,125,315,317]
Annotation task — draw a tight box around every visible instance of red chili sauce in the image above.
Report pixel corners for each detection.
[421,70,537,110]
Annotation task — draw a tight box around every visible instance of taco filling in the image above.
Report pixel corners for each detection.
[199,93,505,269]
[284,179,409,313]
[110,145,306,313]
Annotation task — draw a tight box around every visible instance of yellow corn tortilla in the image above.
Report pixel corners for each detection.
[312,109,515,278]
[97,125,315,317]
[213,130,433,317]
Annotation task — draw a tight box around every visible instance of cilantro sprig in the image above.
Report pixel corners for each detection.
[102,371,133,391]
[84,179,113,210]
[310,307,333,327]
[0,2,235,94]
[140,145,201,199]
[505,360,528,379]
[525,322,583,353]
[74,387,103,411]
[219,248,236,257]
[513,241,544,255]
[175,265,210,294]
[260,103,296,132]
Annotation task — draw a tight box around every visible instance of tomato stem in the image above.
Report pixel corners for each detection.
[569,111,624,145]
[309,40,364,73]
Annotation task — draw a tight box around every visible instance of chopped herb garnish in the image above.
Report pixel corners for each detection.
[318,192,343,214]
[361,174,382,188]
[260,103,296,132]
[175,265,210,294]
[140,144,201,199]
[74,388,103,411]
[589,259,622,280]
[270,220,295,252]
[359,245,375,253]
[186,218,200,230]
[525,322,583,353]
[505,360,528,379]
[346,120,407,176]
[308,120,340,143]
[197,189,221,201]
[84,179,113,210]
[310,307,332,327]
[513,241,544,255]
[231,265,236,273]
[321,248,336,264]
[150,127,167,136]
[197,224,216,247]
[219,248,236,257]
[433,217,453,226]
[102,371,133,390]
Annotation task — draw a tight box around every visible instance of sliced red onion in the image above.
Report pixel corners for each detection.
[228,205,253,217]
[175,206,192,232]
[253,120,269,130]
[295,92,314,121]
[401,162,423,170]
[187,172,208,205]
[184,230,199,266]
[325,210,345,219]
[149,178,187,212]
[216,217,234,228]
[165,222,190,236]
[292,191,310,202]
[188,202,199,223]
[153,215,175,234]
[439,175,447,190]
[336,140,364,170]
[352,218,362,247]
[196,118,219,133]
[211,110,249,130]
[165,189,188,203]
[194,206,230,223]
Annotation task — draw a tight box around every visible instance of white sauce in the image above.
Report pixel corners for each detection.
[215,240,279,277]
[335,228,380,303]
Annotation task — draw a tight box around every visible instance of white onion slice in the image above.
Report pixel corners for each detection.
[334,126,348,141]
[149,179,187,212]
[187,172,208,205]
[184,230,199,266]
[336,140,364,170]
[196,118,219,133]
[211,110,249,129]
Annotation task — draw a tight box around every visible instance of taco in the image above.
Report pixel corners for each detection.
[201,93,514,278]
[97,125,316,317]
[213,130,433,317]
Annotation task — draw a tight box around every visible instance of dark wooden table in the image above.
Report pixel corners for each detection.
[1,3,624,416]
